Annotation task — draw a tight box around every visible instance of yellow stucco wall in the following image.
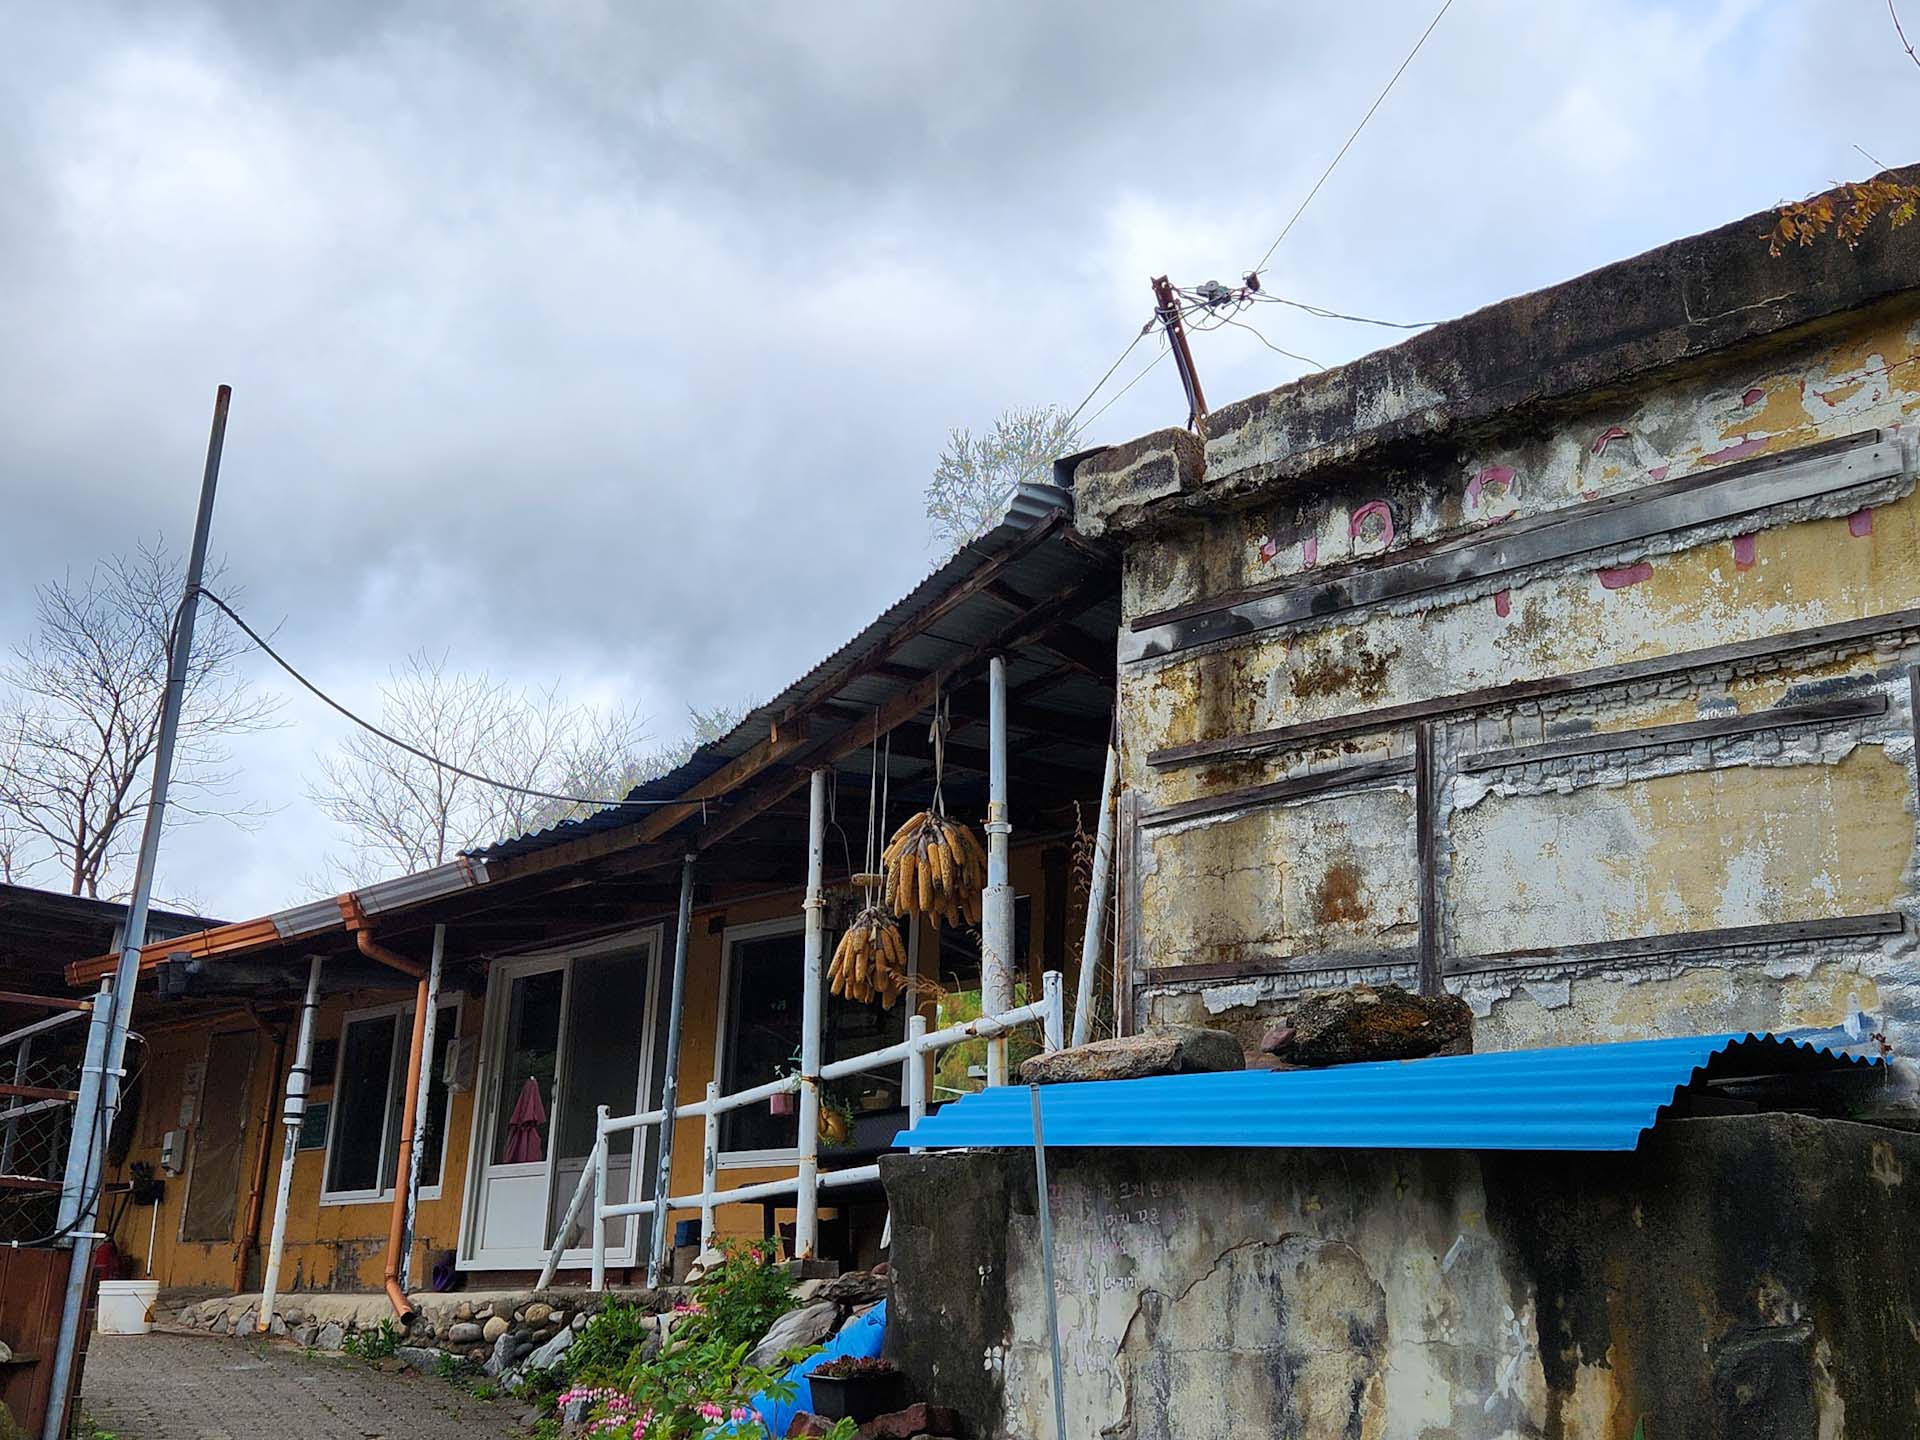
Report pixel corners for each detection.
[115,835,1077,1291]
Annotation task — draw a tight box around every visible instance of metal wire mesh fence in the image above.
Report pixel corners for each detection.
[0,1048,80,1245]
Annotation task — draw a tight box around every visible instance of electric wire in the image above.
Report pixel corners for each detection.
[1077,342,1171,433]
[194,588,687,810]
[1251,0,1455,277]
[1216,314,1326,371]
[1248,293,1438,330]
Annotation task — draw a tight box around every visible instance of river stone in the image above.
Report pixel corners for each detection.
[446,1321,483,1344]
[396,1346,443,1372]
[482,1315,511,1342]
[485,1330,535,1378]
[523,1326,574,1372]
[315,1322,346,1351]
[453,1301,473,1322]
[1277,983,1471,1065]
[523,1302,552,1325]
[745,1301,840,1368]
[1019,1026,1244,1085]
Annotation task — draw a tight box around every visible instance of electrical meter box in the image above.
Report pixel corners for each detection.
[159,1128,186,1177]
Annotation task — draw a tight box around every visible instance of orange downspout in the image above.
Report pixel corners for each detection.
[341,897,426,1325]
[235,1010,290,1295]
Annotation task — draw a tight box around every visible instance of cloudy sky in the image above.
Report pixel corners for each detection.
[2,0,1913,917]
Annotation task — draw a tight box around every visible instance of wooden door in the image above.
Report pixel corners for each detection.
[180,1030,256,1243]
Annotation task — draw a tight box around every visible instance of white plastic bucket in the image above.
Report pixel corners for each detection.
[96,1279,158,1335]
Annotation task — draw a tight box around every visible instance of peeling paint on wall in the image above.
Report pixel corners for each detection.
[1111,299,1920,1053]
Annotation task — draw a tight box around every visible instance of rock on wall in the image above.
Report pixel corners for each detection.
[883,1115,1920,1439]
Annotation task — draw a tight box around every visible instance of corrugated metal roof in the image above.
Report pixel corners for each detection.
[473,478,1114,863]
[900,1033,1887,1153]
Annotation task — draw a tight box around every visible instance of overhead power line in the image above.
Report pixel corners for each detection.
[195,588,690,810]
[1251,0,1456,277]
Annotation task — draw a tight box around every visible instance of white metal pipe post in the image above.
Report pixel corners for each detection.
[258,955,323,1330]
[591,1103,610,1290]
[906,1014,928,1154]
[1072,741,1119,1047]
[981,656,1015,1085]
[648,854,697,1284]
[699,1080,720,1247]
[400,924,445,1292]
[795,767,828,1257]
[45,385,231,1440]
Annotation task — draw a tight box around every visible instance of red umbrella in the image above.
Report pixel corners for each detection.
[502,1076,547,1164]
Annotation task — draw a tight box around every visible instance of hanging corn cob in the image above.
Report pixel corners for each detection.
[881,808,986,929]
[829,904,909,1007]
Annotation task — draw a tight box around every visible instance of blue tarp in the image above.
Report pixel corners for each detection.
[900,1031,1884,1153]
[750,1300,886,1436]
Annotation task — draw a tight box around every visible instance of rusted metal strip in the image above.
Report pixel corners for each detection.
[0,992,91,1014]
[1456,693,1889,774]
[1444,912,1904,979]
[1138,948,1418,989]
[0,1085,77,1105]
[1125,429,1894,661]
[1414,722,1441,998]
[1150,603,1920,771]
[1141,756,1414,829]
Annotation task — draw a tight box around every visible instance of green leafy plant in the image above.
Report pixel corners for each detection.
[551,1238,821,1437]
[563,1296,662,1383]
[681,1238,796,1353]
[340,1318,401,1362]
[434,1351,478,1382]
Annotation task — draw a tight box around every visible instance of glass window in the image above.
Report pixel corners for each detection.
[493,970,563,1166]
[326,1013,396,1195]
[324,1001,459,1199]
[929,896,1032,1103]
[720,926,905,1154]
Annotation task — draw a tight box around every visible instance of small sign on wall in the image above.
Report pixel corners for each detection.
[297,1102,331,1152]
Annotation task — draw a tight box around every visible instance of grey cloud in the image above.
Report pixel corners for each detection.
[2,0,1913,913]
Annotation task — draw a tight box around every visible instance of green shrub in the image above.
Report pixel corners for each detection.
[341,1318,401,1362]
[564,1296,660,1384]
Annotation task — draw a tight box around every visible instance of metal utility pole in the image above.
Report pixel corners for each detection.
[981,657,1014,1086]
[44,384,233,1440]
[649,853,697,1284]
[1150,276,1209,430]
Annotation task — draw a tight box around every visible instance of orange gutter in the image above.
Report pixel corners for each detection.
[66,916,283,987]
[341,897,426,1324]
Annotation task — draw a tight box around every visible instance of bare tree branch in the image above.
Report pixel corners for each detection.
[306,651,749,887]
[0,541,280,898]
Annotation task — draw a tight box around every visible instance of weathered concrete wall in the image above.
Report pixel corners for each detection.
[884,1115,1920,1439]
[1085,229,1920,1050]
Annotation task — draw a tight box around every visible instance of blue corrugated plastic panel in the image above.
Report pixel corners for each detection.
[898,1032,1885,1153]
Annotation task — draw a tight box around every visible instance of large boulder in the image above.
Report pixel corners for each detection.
[1267,983,1471,1065]
[745,1301,840,1368]
[1020,1026,1244,1086]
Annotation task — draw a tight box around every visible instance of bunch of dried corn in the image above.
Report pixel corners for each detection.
[882,809,986,928]
[829,904,909,1006]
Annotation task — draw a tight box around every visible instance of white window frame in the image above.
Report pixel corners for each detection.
[454,924,665,1272]
[319,994,463,1207]
[712,913,918,1170]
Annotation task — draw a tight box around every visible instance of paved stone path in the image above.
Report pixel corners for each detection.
[82,1332,533,1439]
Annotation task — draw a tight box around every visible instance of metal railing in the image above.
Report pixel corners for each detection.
[540,971,1064,1289]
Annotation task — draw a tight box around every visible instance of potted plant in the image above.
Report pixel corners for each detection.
[818,1088,854,1147]
[809,1356,904,1423]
